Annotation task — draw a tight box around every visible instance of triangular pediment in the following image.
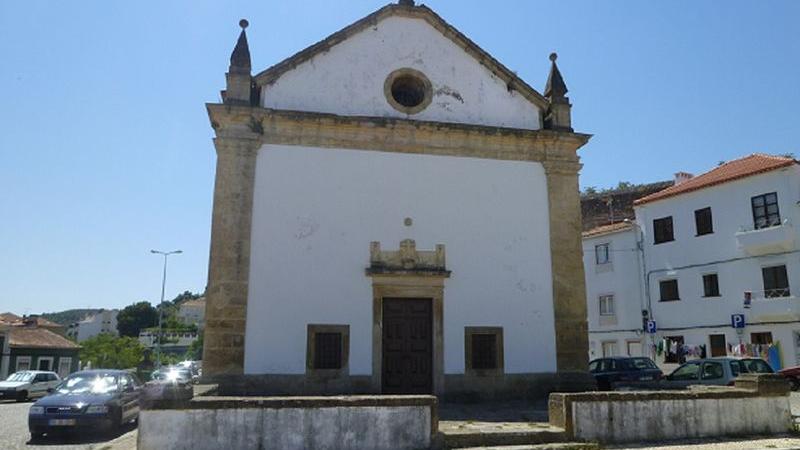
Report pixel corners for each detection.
[253,3,549,130]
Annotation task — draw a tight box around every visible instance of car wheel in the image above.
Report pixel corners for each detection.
[789,377,800,391]
[16,391,28,402]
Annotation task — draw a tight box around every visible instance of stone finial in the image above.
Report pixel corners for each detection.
[230,19,252,73]
[224,19,254,105]
[543,51,573,131]
[398,0,415,6]
[544,52,568,99]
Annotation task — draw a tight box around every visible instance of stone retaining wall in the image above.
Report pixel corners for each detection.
[138,394,437,450]
[549,374,792,444]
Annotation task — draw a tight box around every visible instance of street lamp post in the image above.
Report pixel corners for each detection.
[151,249,182,368]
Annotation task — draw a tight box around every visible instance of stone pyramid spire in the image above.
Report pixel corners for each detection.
[543,53,568,99]
[543,52,572,131]
[224,19,254,105]
[229,19,251,74]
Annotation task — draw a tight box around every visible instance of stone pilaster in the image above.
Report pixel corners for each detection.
[202,135,260,376]
[543,159,590,373]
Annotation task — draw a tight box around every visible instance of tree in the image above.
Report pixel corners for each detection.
[185,332,204,361]
[117,301,158,337]
[80,334,145,370]
[171,290,201,306]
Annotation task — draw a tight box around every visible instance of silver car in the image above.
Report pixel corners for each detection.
[662,357,773,388]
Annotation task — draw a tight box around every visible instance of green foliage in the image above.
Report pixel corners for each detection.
[80,334,145,370]
[185,332,204,361]
[39,309,102,326]
[117,301,158,337]
[171,290,201,306]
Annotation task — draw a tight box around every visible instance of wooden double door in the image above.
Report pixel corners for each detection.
[381,298,433,394]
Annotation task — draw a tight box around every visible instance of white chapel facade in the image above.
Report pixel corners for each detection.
[203,1,592,398]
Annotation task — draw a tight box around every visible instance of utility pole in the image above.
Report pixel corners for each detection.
[150,249,182,368]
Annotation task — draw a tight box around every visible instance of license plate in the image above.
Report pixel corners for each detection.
[49,419,76,426]
[640,376,654,381]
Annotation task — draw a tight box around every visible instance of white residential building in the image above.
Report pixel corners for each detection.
[583,222,646,360]
[176,298,205,330]
[66,310,118,342]
[585,154,800,371]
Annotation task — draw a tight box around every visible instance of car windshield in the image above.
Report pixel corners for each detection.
[6,372,34,382]
[6,372,35,382]
[622,358,658,370]
[55,374,119,395]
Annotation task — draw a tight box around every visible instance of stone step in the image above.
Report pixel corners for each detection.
[452,444,599,450]
[439,421,571,449]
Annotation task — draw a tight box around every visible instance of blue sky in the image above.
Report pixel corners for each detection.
[1,1,797,314]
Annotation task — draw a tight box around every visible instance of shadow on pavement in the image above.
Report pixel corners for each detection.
[27,421,137,446]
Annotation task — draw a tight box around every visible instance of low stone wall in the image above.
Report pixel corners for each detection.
[549,374,792,444]
[138,394,437,450]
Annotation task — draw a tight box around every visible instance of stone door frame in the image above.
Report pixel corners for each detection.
[371,275,445,396]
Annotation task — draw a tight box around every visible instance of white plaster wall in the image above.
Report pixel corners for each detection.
[634,167,800,360]
[244,144,556,375]
[572,396,792,443]
[261,16,542,130]
[583,229,646,359]
[139,406,431,450]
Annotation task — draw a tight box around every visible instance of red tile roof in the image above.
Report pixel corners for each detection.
[634,154,797,205]
[0,312,22,325]
[9,327,80,350]
[582,221,633,238]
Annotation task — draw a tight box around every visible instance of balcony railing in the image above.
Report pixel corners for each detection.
[736,219,795,256]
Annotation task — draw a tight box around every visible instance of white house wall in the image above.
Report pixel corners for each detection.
[261,16,542,130]
[583,229,646,359]
[244,144,556,375]
[634,166,800,365]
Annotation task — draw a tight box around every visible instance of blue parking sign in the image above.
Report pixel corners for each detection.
[646,320,657,334]
[731,314,746,329]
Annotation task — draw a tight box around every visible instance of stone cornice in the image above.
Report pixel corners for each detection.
[207,104,591,165]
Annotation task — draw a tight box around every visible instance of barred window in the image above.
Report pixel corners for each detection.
[314,332,342,370]
[471,334,497,370]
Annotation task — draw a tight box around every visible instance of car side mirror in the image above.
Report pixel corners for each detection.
[124,384,135,393]
[46,388,54,394]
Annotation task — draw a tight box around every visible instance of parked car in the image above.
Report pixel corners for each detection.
[0,371,61,402]
[28,369,141,439]
[589,357,663,390]
[151,366,195,384]
[662,357,773,388]
[777,365,800,390]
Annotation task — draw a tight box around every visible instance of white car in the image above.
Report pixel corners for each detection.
[0,371,61,402]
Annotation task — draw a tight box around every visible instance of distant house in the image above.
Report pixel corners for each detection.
[177,298,205,330]
[67,309,119,342]
[138,329,198,356]
[2,326,80,379]
[0,313,68,337]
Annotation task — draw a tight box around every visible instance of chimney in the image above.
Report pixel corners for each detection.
[674,171,694,186]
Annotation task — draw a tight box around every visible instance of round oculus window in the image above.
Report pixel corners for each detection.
[384,69,432,114]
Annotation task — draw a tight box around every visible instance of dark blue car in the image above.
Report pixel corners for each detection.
[589,356,663,390]
[28,370,141,439]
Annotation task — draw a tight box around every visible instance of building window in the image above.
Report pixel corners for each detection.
[659,279,680,301]
[702,274,720,297]
[762,265,790,298]
[751,192,781,229]
[694,207,713,236]
[653,216,674,244]
[595,244,610,265]
[601,341,618,357]
[37,357,54,371]
[384,68,433,114]
[599,295,615,316]
[306,324,349,374]
[464,327,504,375]
[15,356,31,372]
[57,357,72,378]
[751,332,773,345]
